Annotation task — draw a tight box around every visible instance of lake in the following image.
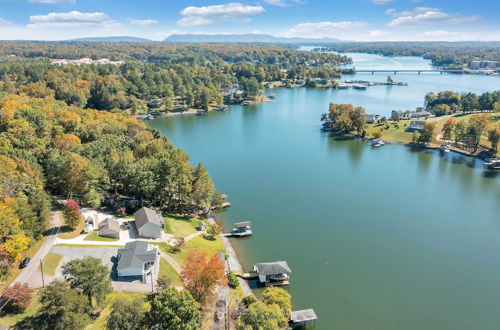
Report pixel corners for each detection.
[147,53,500,330]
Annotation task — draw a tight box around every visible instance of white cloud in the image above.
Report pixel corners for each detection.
[28,11,119,29]
[28,0,76,3]
[177,2,265,27]
[264,0,303,6]
[387,7,480,27]
[370,0,396,4]
[127,18,159,26]
[0,18,13,25]
[286,21,368,38]
[368,30,391,37]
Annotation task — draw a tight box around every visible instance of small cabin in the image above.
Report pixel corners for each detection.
[253,261,292,286]
[197,221,206,231]
[232,221,252,237]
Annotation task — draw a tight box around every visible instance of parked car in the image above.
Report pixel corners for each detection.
[20,257,31,269]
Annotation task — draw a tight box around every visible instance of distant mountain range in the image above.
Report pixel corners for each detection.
[163,33,341,43]
[71,36,152,42]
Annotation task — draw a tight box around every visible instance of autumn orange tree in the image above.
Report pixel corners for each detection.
[181,249,226,303]
[63,200,83,229]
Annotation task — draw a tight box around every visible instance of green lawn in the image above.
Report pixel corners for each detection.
[83,231,119,242]
[55,244,125,248]
[366,120,415,144]
[39,253,63,276]
[0,289,41,328]
[158,259,183,287]
[169,235,225,265]
[164,215,202,238]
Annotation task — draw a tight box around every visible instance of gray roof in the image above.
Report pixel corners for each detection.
[255,261,292,276]
[234,221,251,228]
[134,207,162,229]
[98,218,120,234]
[291,309,318,323]
[117,241,157,272]
[409,120,426,129]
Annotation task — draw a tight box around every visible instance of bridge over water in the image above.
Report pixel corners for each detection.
[354,69,463,74]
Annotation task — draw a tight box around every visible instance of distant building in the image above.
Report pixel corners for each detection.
[117,241,159,283]
[407,120,426,132]
[391,110,404,120]
[133,207,163,239]
[411,110,431,118]
[365,114,379,124]
[469,60,497,70]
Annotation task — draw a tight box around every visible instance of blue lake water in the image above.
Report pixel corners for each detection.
[147,53,500,330]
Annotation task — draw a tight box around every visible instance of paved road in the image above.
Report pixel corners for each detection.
[14,212,61,287]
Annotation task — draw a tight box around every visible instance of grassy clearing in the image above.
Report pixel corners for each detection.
[0,239,45,292]
[366,119,415,144]
[85,292,149,330]
[39,253,63,276]
[164,215,201,238]
[0,289,41,328]
[83,231,119,242]
[169,235,225,265]
[158,259,182,287]
[55,244,125,248]
[57,212,84,239]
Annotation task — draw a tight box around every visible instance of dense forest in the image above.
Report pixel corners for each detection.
[313,42,500,68]
[0,42,349,114]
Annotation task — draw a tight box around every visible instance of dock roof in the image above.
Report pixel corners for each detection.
[291,309,317,323]
[234,221,251,228]
[255,261,291,276]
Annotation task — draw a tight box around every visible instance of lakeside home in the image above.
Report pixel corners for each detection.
[116,241,159,283]
[133,207,163,239]
[97,218,121,239]
[407,120,426,132]
[254,261,292,286]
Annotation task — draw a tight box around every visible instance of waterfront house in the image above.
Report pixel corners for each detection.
[98,218,121,239]
[116,241,159,283]
[133,207,163,239]
[407,120,426,132]
[365,114,379,124]
[254,261,292,286]
[232,221,252,237]
[391,110,404,120]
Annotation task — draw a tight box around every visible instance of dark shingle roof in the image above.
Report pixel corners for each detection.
[117,241,157,272]
[98,218,120,234]
[133,207,162,228]
[255,261,292,276]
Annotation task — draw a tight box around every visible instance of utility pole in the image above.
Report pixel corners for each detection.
[39,259,45,287]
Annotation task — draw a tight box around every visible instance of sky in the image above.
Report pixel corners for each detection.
[0,0,499,41]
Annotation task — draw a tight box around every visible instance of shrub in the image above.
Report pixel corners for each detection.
[242,295,257,306]
[227,271,239,289]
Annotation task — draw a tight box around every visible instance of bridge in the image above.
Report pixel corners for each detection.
[354,69,463,74]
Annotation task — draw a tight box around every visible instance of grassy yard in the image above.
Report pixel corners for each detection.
[168,235,225,265]
[0,289,41,328]
[39,253,63,276]
[85,292,149,330]
[83,231,119,242]
[164,215,202,238]
[158,259,183,287]
[366,119,415,144]
[57,212,84,239]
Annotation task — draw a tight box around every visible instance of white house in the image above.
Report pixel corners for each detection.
[116,241,159,283]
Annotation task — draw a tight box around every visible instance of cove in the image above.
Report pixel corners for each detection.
[147,54,500,330]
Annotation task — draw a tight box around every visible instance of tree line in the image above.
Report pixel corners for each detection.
[424,90,500,116]
[0,43,349,114]
[313,41,500,68]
